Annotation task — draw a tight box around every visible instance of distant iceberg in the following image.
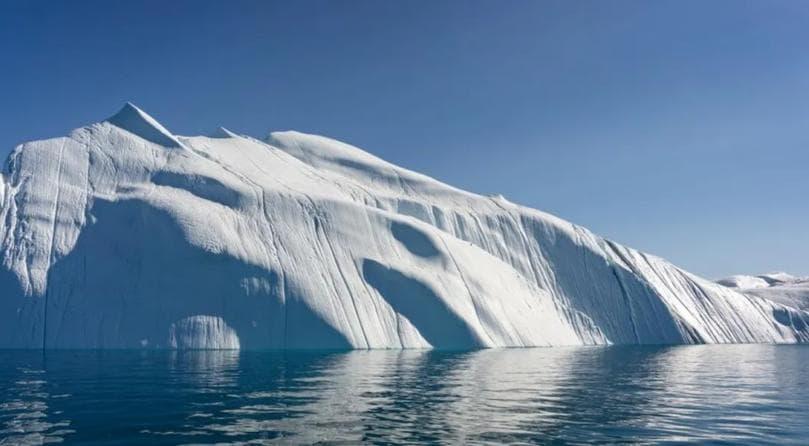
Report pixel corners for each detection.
[717,273,809,311]
[1,104,806,349]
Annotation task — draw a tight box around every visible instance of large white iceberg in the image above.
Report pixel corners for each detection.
[1,104,806,349]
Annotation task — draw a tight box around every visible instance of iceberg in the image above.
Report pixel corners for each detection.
[718,273,809,312]
[1,104,806,349]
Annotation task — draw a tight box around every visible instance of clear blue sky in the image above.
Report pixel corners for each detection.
[1,0,807,278]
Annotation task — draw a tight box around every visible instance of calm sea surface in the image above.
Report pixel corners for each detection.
[1,345,807,445]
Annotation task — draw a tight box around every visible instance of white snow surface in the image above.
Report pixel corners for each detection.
[1,104,807,349]
[717,275,771,290]
[718,273,809,311]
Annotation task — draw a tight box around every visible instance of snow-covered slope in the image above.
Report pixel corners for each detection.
[718,273,809,311]
[1,104,807,349]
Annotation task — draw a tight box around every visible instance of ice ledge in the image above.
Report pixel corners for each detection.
[106,102,183,148]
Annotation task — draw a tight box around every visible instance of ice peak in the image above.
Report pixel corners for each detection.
[210,127,237,139]
[106,102,182,148]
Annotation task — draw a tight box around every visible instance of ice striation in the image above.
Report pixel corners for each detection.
[1,103,807,349]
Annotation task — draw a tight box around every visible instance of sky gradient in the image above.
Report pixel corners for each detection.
[1,0,807,278]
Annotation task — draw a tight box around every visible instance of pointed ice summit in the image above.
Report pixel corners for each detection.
[106,102,183,148]
[209,126,238,139]
[0,104,807,349]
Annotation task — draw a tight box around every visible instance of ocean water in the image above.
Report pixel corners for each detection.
[1,345,807,445]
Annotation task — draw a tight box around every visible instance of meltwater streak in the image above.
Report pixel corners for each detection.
[1,345,808,445]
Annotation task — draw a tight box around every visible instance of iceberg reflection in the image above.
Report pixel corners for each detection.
[1,346,807,444]
[0,353,73,444]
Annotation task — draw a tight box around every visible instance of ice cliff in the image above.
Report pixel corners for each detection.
[1,103,806,349]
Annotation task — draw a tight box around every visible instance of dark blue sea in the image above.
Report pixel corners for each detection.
[1,345,808,445]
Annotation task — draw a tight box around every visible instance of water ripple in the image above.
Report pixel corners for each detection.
[1,346,808,444]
